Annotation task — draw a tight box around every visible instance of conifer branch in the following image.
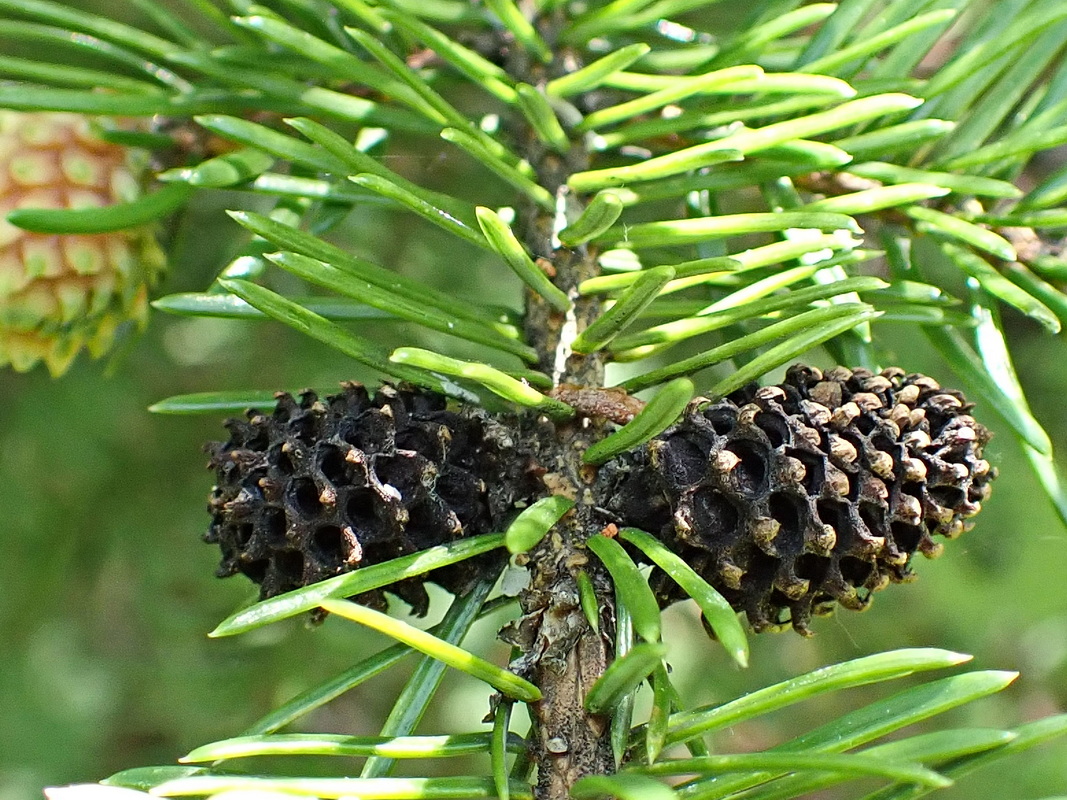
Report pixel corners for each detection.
[496,13,621,797]
[6,2,1067,798]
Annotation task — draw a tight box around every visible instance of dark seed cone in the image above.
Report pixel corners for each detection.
[206,383,537,615]
[604,365,996,635]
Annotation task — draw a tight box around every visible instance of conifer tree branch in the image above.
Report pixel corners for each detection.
[6,2,1067,796]
[500,11,619,798]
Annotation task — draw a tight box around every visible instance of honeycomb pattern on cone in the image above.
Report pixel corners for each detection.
[206,383,536,614]
[0,112,164,375]
[605,365,996,634]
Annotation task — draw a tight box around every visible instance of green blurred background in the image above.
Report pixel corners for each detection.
[2,2,1067,798]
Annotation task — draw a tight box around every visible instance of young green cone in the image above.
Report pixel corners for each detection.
[0,112,165,376]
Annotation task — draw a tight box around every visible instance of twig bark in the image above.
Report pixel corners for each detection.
[500,14,620,799]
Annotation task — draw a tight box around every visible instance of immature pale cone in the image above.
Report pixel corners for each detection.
[0,111,165,376]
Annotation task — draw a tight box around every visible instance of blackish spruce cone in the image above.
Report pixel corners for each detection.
[206,383,537,614]
[605,365,996,634]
